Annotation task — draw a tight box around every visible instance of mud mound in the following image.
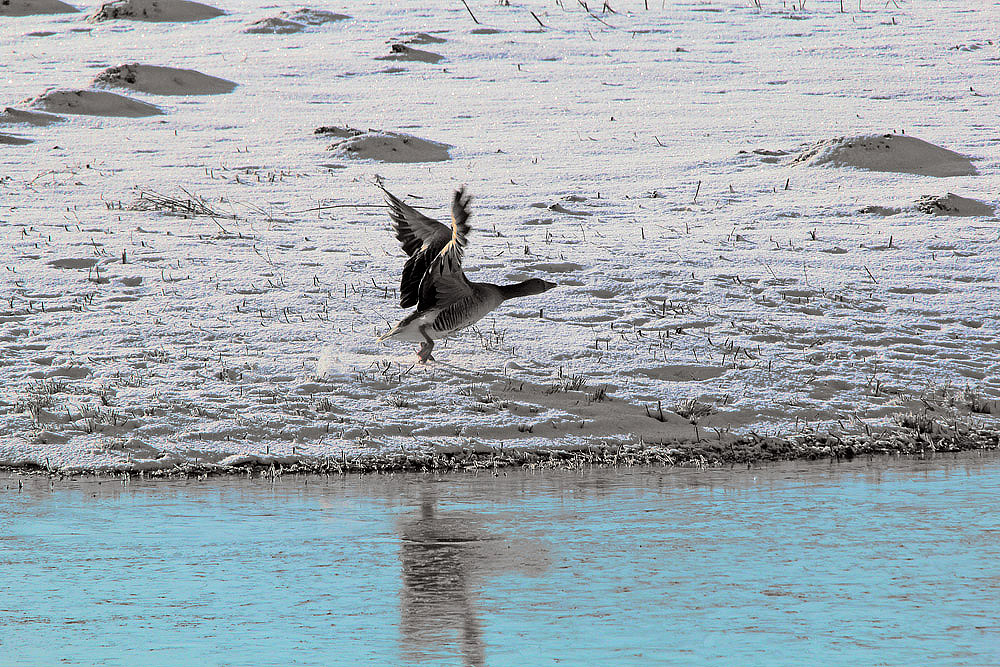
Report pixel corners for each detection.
[27,89,164,117]
[282,7,348,24]
[325,128,451,163]
[857,205,901,216]
[94,64,236,95]
[794,134,977,177]
[88,0,223,22]
[915,193,995,217]
[244,17,303,33]
[0,107,63,126]
[314,125,363,139]
[376,44,444,63]
[398,32,447,45]
[244,8,347,33]
[0,0,78,15]
[0,133,33,145]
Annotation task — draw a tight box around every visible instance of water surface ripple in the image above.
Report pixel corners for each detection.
[2,453,999,666]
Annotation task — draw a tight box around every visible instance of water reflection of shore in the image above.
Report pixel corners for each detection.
[399,488,548,667]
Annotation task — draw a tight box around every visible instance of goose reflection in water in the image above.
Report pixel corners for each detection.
[398,487,549,667]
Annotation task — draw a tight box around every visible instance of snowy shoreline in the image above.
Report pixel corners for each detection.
[5,421,998,477]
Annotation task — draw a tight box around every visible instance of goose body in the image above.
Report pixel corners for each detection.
[377,182,555,362]
[382,284,505,343]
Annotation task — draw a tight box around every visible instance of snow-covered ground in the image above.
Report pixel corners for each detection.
[1,0,998,471]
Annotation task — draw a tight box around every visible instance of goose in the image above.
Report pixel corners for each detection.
[377,183,556,362]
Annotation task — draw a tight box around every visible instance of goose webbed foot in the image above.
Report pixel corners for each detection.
[416,325,436,363]
[416,341,435,363]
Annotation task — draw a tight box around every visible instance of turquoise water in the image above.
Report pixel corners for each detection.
[2,453,1000,666]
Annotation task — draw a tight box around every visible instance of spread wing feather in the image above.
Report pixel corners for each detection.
[379,182,473,310]
[417,242,473,313]
[378,183,450,308]
[417,188,473,312]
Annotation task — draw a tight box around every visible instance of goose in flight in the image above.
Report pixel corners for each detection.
[377,183,555,362]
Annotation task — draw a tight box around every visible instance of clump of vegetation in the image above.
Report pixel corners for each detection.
[590,385,609,403]
[15,393,53,423]
[673,398,717,423]
[471,325,510,354]
[355,359,415,386]
[29,378,70,395]
[129,187,232,219]
[895,410,938,434]
[385,394,412,409]
[77,406,130,433]
[959,385,998,416]
[471,391,509,413]
[546,373,588,394]
[313,396,336,412]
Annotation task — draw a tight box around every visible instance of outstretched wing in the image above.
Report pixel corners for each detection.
[448,186,472,258]
[417,188,475,312]
[417,246,474,314]
[378,182,450,258]
[378,181,472,308]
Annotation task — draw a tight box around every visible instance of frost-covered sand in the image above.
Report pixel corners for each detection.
[0,0,78,16]
[244,8,348,34]
[93,64,237,95]
[376,44,446,64]
[1,0,998,473]
[325,127,452,162]
[87,0,224,23]
[27,88,164,116]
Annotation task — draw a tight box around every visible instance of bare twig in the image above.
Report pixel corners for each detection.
[460,0,481,24]
[578,0,616,27]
